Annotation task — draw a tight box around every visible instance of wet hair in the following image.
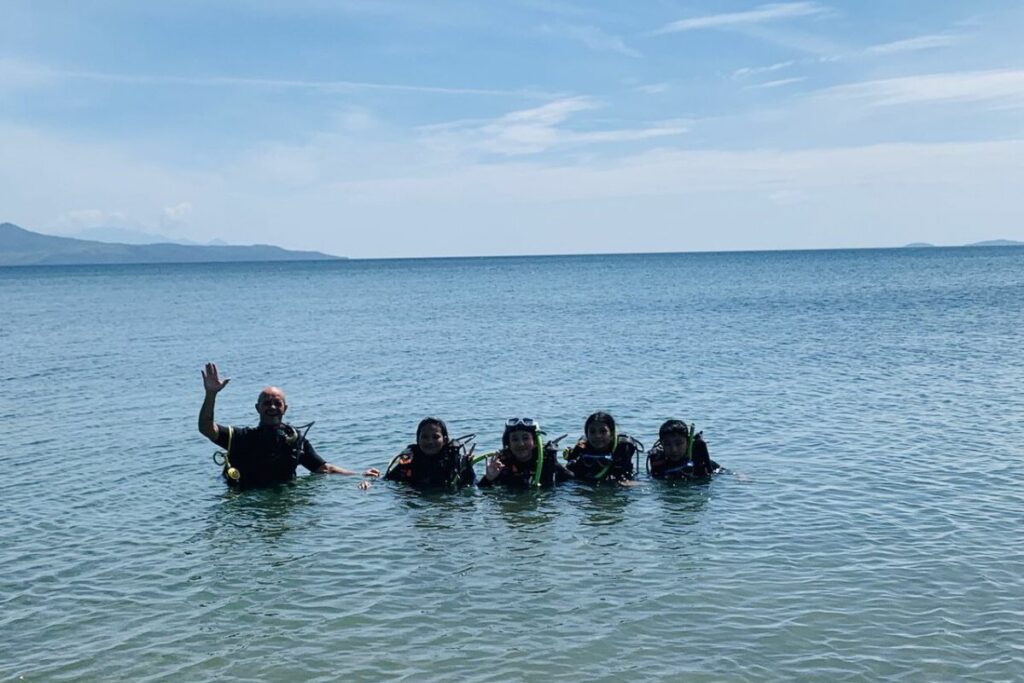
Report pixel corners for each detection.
[659,419,689,439]
[416,416,449,441]
[584,411,616,435]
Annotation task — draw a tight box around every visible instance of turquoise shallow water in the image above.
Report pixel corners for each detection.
[2,248,1023,681]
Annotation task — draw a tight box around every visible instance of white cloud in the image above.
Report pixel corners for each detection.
[418,97,687,155]
[538,24,641,57]
[635,83,671,95]
[865,33,963,56]
[4,116,1023,256]
[821,68,1024,108]
[733,61,796,79]
[315,138,1024,253]
[501,96,597,126]
[569,120,690,144]
[332,107,378,132]
[747,77,806,89]
[163,202,193,222]
[654,2,826,35]
[0,60,550,98]
[0,58,58,88]
[768,189,808,206]
[330,140,1024,205]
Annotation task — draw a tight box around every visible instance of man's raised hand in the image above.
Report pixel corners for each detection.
[202,362,230,394]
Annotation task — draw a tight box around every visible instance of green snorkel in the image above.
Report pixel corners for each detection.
[471,451,496,466]
[531,432,545,487]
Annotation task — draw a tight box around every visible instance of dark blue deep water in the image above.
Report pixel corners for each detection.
[2,248,1023,681]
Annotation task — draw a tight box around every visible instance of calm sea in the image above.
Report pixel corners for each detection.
[2,248,1022,681]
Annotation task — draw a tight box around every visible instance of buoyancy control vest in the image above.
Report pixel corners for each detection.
[564,434,643,482]
[213,422,314,488]
[385,437,476,489]
[646,431,719,479]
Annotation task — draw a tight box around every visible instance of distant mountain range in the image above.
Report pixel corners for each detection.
[0,222,342,266]
[904,239,1024,248]
[60,226,230,246]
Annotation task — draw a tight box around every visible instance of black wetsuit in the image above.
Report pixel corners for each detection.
[384,444,476,489]
[648,436,720,480]
[477,446,573,489]
[214,422,324,488]
[564,435,639,482]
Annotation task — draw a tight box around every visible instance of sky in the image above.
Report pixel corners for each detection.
[1,1,1022,257]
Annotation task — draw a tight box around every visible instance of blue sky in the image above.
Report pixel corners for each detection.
[2,1,1022,257]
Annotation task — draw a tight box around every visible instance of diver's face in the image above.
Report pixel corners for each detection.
[256,390,287,425]
[662,433,688,459]
[508,430,535,460]
[417,424,446,456]
[586,422,613,451]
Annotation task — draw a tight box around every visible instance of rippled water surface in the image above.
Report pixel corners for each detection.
[3,248,1023,681]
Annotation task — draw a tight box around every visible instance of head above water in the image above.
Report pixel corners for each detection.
[502,417,539,446]
[416,417,449,456]
[584,411,616,451]
[659,419,689,440]
[660,419,691,459]
[255,386,287,425]
[502,418,540,460]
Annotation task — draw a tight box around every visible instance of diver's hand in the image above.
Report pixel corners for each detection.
[201,362,230,394]
[363,468,381,478]
[358,480,372,490]
[484,456,505,481]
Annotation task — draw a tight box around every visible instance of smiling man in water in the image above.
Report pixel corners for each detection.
[198,362,378,488]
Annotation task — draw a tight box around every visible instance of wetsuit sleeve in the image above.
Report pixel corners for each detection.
[648,454,665,479]
[299,440,327,472]
[476,474,495,488]
[383,449,411,482]
[212,424,235,450]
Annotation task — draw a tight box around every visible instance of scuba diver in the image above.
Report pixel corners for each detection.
[198,362,380,488]
[563,411,643,485]
[646,419,721,480]
[477,418,573,489]
[383,417,477,490]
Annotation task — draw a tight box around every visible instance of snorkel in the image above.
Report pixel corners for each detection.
[531,429,544,488]
[687,422,696,460]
